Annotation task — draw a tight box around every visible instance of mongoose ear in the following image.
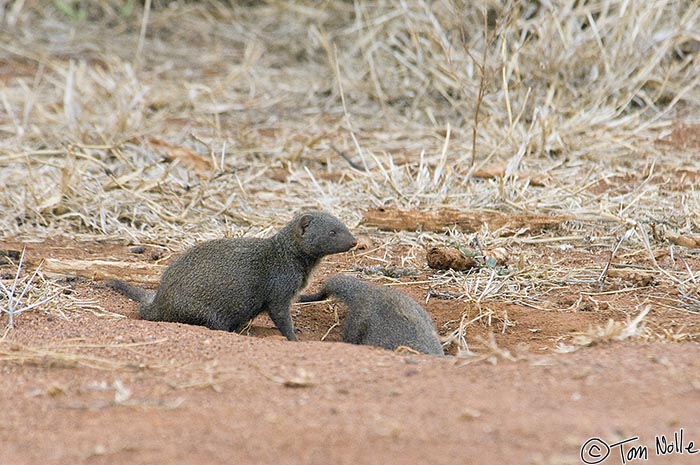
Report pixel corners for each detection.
[298,214,314,235]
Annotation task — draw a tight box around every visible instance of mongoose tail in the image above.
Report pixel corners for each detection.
[105,279,156,305]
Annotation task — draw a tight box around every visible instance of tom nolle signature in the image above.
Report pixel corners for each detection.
[580,428,698,464]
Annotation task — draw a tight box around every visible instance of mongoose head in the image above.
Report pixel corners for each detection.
[294,212,357,257]
[320,274,361,298]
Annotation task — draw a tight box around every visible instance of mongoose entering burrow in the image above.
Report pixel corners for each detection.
[299,275,444,356]
[107,211,357,341]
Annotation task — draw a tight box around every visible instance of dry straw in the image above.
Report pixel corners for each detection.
[0,1,698,347]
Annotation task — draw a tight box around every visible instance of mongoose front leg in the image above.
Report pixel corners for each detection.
[268,304,298,341]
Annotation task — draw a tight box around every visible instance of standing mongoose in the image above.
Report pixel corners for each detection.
[106,211,357,341]
[299,275,444,356]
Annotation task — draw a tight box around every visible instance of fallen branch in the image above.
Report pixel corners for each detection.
[362,207,575,234]
[471,163,548,186]
[43,258,162,284]
[426,247,478,271]
[149,137,213,177]
[665,231,700,249]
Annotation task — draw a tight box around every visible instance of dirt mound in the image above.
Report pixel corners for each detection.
[1,240,699,464]
[1,309,699,465]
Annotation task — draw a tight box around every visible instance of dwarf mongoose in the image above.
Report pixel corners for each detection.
[107,212,357,340]
[299,275,444,356]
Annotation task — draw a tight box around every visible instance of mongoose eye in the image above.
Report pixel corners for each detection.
[329,230,337,236]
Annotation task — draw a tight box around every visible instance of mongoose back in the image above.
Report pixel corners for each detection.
[299,275,444,356]
[106,212,356,340]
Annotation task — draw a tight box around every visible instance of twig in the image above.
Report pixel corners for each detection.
[135,0,152,66]
[330,144,366,172]
[597,227,634,288]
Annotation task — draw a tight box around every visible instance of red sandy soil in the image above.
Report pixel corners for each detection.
[1,238,699,465]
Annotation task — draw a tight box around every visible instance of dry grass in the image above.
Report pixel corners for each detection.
[0,248,56,328]
[0,248,126,327]
[1,1,699,345]
[558,305,651,352]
